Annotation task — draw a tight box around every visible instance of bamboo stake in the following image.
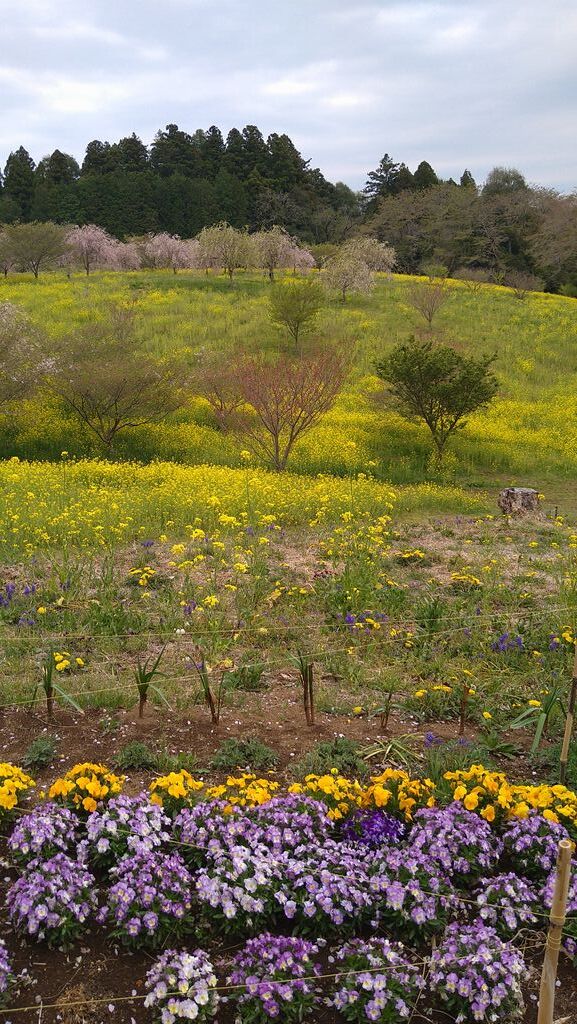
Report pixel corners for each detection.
[537,839,573,1024]
[559,645,577,786]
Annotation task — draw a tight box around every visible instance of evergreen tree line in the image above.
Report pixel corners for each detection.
[0,125,575,290]
[0,125,360,243]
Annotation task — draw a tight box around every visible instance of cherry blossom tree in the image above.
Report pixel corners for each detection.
[253,226,316,280]
[66,224,119,275]
[143,232,199,273]
[253,226,294,281]
[114,241,142,270]
[290,245,316,273]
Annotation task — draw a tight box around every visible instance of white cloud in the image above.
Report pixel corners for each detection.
[0,0,575,190]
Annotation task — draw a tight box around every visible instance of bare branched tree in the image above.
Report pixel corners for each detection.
[49,304,188,452]
[0,302,45,413]
[198,346,348,470]
[406,280,449,327]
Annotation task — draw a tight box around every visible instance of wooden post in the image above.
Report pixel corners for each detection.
[560,645,577,786]
[537,839,573,1024]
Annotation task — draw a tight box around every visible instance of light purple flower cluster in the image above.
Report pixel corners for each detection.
[341,809,406,849]
[100,850,193,947]
[196,840,375,934]
[329,937,423,1022]
[175,795,332,865]
[144,948,219,1022]
[196,845,284,930]
[8,802,79,866]
[276,841,376,932]
[502,812,570,879]
[6,853,97,947]
[369,847,458,938]
[251,794,333,846]
[475,873,538,936]
[542,859,577,958]
[86,793,171,867]
[0,940,12,1002]
[227,934,323,1022]
[408,803,501,878]
[174,800,239,865]
[428,921,525,1022]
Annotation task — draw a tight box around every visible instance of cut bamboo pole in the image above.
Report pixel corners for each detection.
[559,645,577,786]
[537,839,573,1024]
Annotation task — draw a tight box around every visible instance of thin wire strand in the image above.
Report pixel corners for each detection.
[2,613,577,711]
[1,603,575,643]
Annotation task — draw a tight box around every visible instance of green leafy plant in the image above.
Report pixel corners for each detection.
[222,662,267,692]
[509,685,564,754]
[294,737,369,781]
[210,737,279,772]
[478,730,519,761]
[115,741,164,772]
[134,647,169,718]
[21,734,58,771]
[33,653,84,722]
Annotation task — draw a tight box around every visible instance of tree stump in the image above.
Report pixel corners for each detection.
[498,487,540,516]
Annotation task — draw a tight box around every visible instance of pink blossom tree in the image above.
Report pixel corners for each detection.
[290,244,316,274]
[253,226,294,281]
[66,224,119,275]
[113,241,142,270]
[143,232,199,273]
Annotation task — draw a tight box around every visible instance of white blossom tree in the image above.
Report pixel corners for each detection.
[341,236,396,272]
[196,222,254,279]
[323,253,374,301]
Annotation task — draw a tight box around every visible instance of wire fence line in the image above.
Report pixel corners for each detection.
[1,602,576,644]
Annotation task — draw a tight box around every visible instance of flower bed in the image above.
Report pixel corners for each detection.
[2,760,577,1020]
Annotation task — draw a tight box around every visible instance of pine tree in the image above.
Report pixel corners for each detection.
[460,169,476,189]
[3,147,36,219]
[114,134,149,173]
[413,161,439,190]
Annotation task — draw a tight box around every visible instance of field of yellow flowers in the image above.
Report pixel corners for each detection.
[0,269,576,491]
[1,270,577,1022]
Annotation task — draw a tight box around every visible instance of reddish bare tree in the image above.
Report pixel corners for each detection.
[198,346,348,470]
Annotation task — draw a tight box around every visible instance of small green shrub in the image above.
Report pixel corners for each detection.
[294,737,369,780]
[115,741,162,772]
[21,734,58,770]
[210,737,279,771]
[223,663,267,692]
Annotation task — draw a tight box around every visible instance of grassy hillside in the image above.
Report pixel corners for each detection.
[1,269,576,507]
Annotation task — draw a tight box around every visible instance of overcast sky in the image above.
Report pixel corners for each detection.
[1,0,576,191]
